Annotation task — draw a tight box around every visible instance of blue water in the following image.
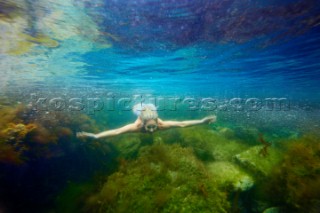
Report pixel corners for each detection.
[1,0,320,99]
[1,0,320,212]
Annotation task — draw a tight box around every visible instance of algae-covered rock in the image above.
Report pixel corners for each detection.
[234,145,283,177]
[168,127,249,162]
[207,161,254,192]
[210,136,249,162]
[86,144,230,213]
[176,127,216,161]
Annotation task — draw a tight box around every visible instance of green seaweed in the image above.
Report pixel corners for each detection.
[85,143,230,213]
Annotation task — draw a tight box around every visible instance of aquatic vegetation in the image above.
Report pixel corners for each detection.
[85,143,230,213]
[258,133,272,157]
[2,123,37,143]
[0,123,36,164]
[265,135,320,212]
[0,103,100,164]
[0,105,25,128]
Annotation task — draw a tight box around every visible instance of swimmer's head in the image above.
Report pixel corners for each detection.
[140,105,158,133]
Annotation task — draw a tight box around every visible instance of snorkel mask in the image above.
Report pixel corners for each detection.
[144,119,158,132]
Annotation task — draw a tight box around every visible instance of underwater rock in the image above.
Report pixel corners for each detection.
[85,144,230,213]
[175,127,249,162]
[217,127,235,139]
[207,161,254,192]
[233,145,283,178]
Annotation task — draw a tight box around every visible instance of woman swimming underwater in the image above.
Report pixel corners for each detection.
[77,104,216,139]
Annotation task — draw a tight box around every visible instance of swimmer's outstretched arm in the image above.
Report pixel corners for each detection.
[77,118,141,139]
[158,115,216,129]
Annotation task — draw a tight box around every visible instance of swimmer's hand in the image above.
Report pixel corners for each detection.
[76,132,98,139]
[202,115,217,124]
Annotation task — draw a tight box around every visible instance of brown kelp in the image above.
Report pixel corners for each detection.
[0,103,98,165]
[258,133,272,157]
[264,134,320,212]
[0,123,36,164]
